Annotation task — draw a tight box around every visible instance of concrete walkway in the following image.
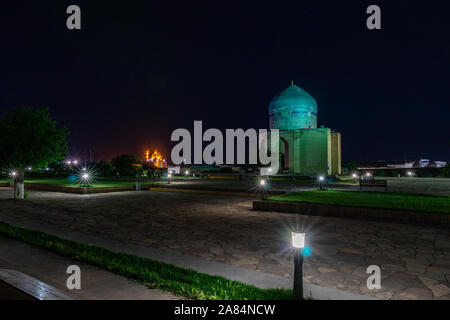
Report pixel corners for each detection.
[0,235,178,300]
[0,216,370,300]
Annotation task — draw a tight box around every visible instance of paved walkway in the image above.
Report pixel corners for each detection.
[0,235,178,300]
[1,188,450,300]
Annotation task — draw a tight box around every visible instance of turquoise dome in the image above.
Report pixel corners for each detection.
[269,82,318,130]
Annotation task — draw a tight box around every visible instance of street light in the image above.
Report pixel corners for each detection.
[80,173,90,187]
[168,173,172,184]
[352,173,358,183]
[260,179,266,200]
[318,175,326,190]
[407,171,413,177]
[292,232,306,300]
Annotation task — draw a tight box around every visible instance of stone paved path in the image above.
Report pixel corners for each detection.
[1,188,450,300]
[0,235,179,300]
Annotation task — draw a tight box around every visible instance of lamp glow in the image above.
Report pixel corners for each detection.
[319,175,325,181]
[292,233,306,249]
[260,179,266,186]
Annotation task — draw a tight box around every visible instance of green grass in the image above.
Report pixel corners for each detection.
[0,222,292,300]
[268,190,450,214]
[22,178,168,188]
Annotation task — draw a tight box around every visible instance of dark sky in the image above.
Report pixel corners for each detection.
[1,1,449,163]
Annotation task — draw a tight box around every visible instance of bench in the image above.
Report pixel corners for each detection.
[0,269,76,300]
[359,179,387,192]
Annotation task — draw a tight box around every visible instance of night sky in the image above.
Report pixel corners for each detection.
[1,1,449,163]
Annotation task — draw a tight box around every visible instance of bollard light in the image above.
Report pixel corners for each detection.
[260,179,266,200]
[318,175,326,190]
[292,232,306,249]
[292,232,306,300]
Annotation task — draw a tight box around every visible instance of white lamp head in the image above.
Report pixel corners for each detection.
[292,232,306,249]
[319,175,325,181]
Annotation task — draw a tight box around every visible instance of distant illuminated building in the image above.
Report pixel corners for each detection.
[146,150,167,168]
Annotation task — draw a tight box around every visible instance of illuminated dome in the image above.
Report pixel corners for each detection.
[269,81,318,130]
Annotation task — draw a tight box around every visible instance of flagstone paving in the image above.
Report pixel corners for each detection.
[1,187,450,300]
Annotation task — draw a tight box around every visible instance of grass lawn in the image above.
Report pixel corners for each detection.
[268,190,450,214]
[22,178,168,188]
[0,222,292,300]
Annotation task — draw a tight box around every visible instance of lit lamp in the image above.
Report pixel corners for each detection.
[318,175,326,190]
[168,173,172,184]
[292,232,306,300]
[260,179,266,200]
[352,173,358,184]
[407,171,413,177]
[81,173,90,187]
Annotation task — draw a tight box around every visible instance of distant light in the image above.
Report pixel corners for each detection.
[168,174,172,178]
[46,168,50,171]
[292,232,306,249]
[82,168,87,171]
[366,172,372,177]
[67,161,72,165]
[27,167,32,171]
[185,171,189,175]
[407,171,413,176]
[260,179,266,186]
[319,175,325,181]
[82,173,90,180]
[11,171,17,177]
[73,160,78,165]
[268,168,272,173]
[352,173,358,178]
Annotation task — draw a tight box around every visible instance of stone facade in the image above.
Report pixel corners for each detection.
[270,82,341,175]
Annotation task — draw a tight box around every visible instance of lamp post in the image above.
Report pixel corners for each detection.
[260,179,266,200]
[81,173,90,187]
[168,173,172,185]
[318,175,325,190]
[352,173,358,184]
[292,232,306,300]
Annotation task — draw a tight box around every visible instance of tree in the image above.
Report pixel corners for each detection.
[111,154,142,177]
[0,107,69,198]
[343,162,358,173]
[441,163,450,178]
[96,161,114,177]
